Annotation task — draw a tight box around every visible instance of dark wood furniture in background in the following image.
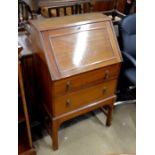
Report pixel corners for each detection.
[91,0,126,12]
[21,0,127,18]
[18,46,36,155]
[100,0,126,22]
[22,0,38,15]
[40,0,91,17]
[29,13,122,150]
[19,0,128,27]
[18,0,33,30]
[22,0,127,14]
[87,0,126,25]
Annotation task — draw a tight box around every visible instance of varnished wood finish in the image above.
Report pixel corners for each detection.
[91,0,126,13]
[48,95,116,150]
[53,79,117,116]
[29,13,122,80]
[29,13,122,150]
[18,46,36,155]
[91,0,113,12]
[18,46,33,148]
[29,13,109,31]
[53,63,120,96]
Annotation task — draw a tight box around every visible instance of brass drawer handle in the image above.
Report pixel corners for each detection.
[66,81,71,91]
[104,70,110,80]
[66,99,71,107]
[102,87,107,94]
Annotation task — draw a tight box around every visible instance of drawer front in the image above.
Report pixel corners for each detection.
[53,64,120,96]
[53,79,117,116]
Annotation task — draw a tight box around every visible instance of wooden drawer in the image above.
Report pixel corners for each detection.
[53,64,120,96]
[53,79,117,116]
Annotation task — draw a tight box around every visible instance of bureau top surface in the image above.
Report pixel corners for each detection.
[29,13,110,31]
[30,13,122,81]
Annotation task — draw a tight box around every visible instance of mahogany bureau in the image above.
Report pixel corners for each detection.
[29,13,122,150]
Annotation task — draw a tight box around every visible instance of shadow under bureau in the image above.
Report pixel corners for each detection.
[29,13,122,150]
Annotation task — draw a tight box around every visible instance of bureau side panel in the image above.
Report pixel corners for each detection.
[35,56,53,115]
[30,26,54,116]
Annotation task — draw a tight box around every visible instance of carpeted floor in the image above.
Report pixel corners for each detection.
[33,102,136,155]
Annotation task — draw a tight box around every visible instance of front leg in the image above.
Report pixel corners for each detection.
[51,119,59,150]
[106,103,114,127]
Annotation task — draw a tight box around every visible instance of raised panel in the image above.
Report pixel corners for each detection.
[49,26,115,75]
